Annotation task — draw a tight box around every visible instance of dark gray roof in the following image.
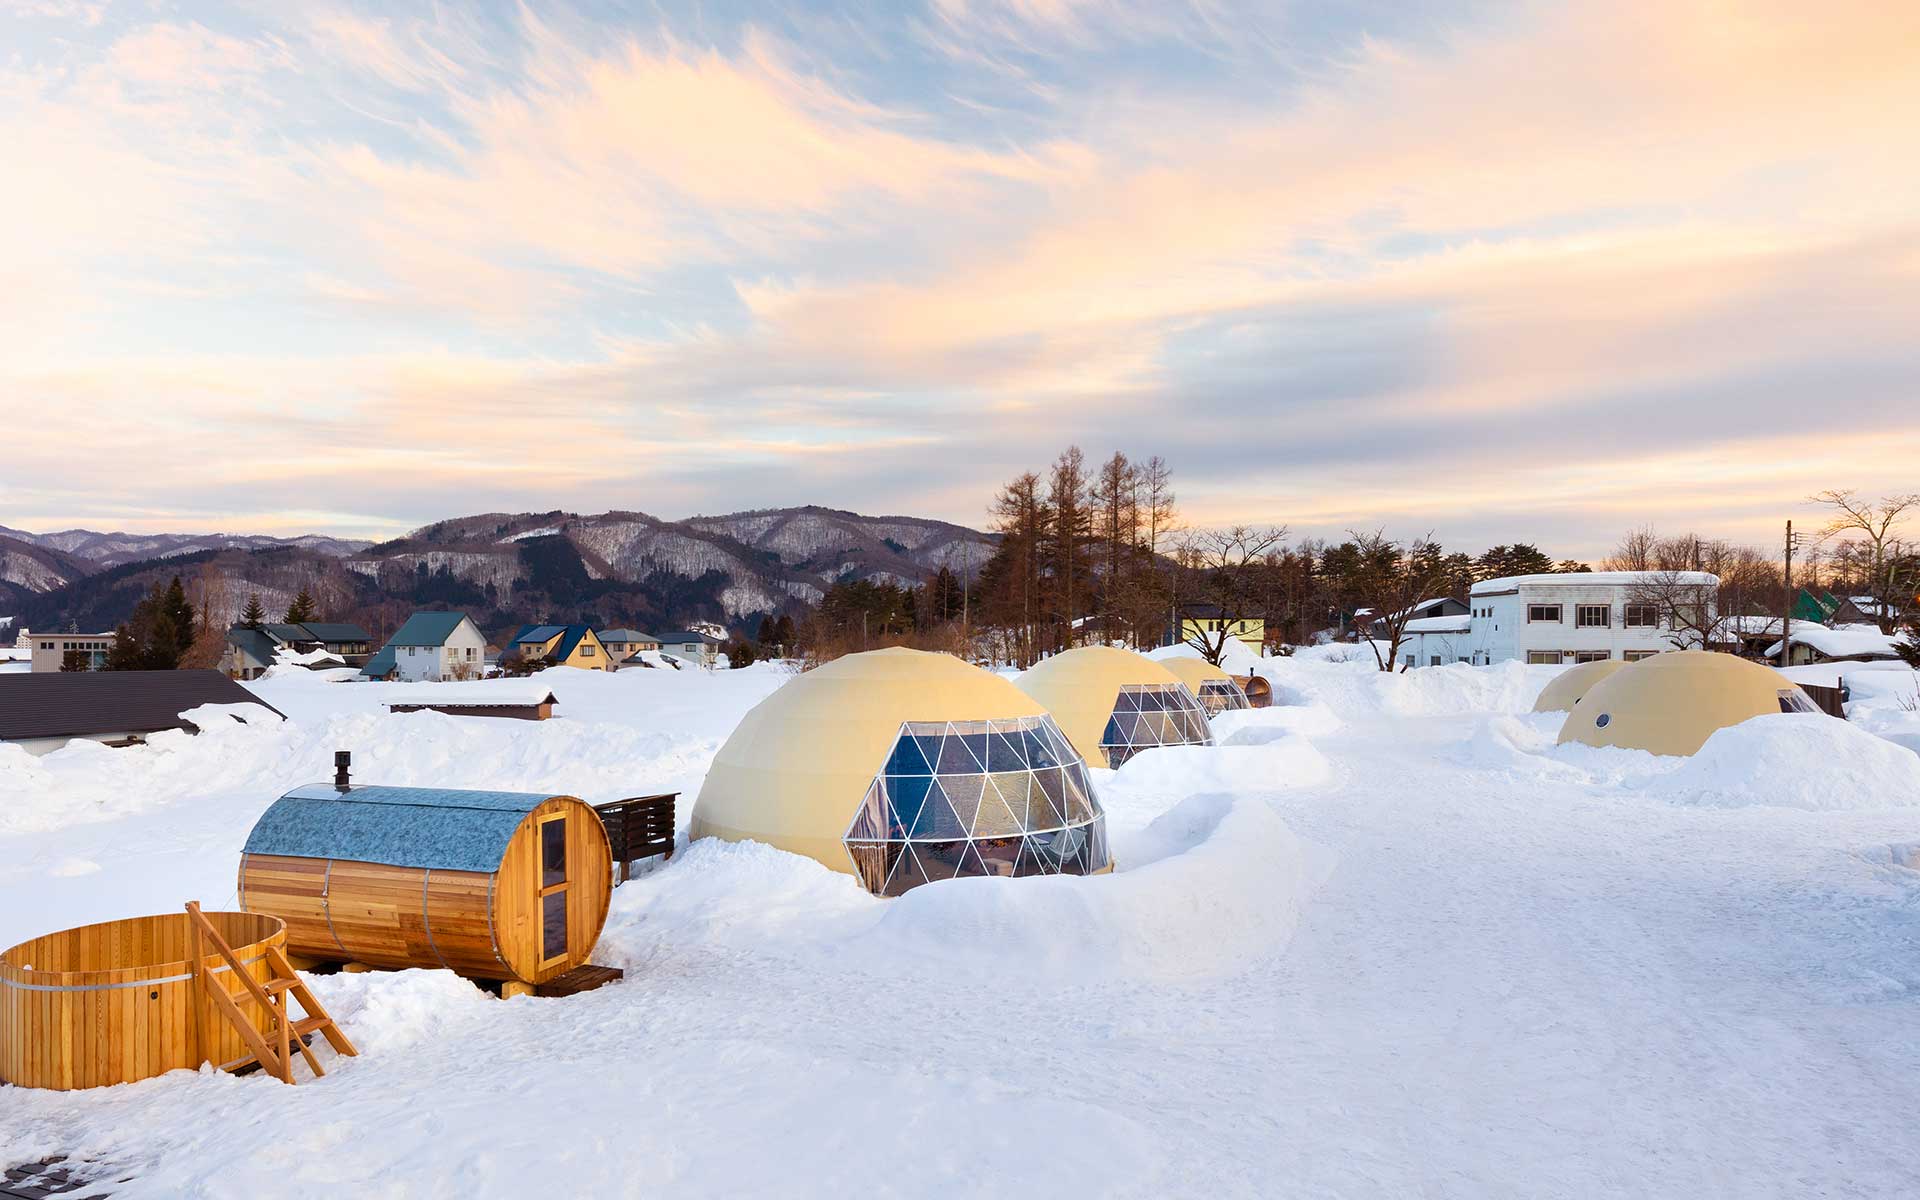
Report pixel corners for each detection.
[387,612,472,647]
[657,630,723,645]
[261,623,313,643]
[360,646,397,677]
[244,782,567,873]
[227,627,279,665]
[0,670,285,742]
[597,629,657,643]
[298,622,371,643]
[511,624,566,644]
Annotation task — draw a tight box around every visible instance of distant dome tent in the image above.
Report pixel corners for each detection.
[1532,659,1629,714]
[1159,656,1252,717]
[1016,646,1214,768]
[1556,650,1822,756]
[690,648,1112,897]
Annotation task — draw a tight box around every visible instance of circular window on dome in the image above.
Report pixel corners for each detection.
[843,715,1111,896]
[1596,713,1612,728]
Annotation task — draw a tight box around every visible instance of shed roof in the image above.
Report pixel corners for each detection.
[0,670,285,742]
[227,627,279,665]
[387,612,472,647]
[244,782,566,873]
[512,624,566,644]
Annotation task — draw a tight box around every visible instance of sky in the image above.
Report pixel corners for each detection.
[1,0,1916,557]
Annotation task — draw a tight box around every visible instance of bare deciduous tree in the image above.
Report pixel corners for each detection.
[1345,530,1451,672]
[1809,489,1920,633]
[1176,525,1288,666]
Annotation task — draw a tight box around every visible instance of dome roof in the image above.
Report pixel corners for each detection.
[1556,650,1818,756]
[1017,646,1212,766]
[1160,656,1232,687]
[691,649,1110,892]
[1531,658,1628,713]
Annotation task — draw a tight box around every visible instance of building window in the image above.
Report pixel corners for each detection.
[1623,604,1658,628]
[581,644,595,656]
[1429,656,1441,667]
[1576,605,1610,628]
[1527,651,1562,665]
[1573,651,1610,663]
[1623,650,1659,662]
[1528,604,1561,623]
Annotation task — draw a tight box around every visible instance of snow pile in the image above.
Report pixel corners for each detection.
[1146,638,1261,674]
[1659,714,1920,810]
[1211,703,1344,741]
[1257,657,1548,719]
[1104,738,1334,795]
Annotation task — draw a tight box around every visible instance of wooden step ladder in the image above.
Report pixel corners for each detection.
[186,902,357,1084]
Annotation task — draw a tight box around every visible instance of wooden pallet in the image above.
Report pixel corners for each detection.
[186,902,357,1084]
[533,964,624,997]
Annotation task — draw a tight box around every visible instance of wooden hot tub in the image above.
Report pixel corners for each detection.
[0,911,284,1090]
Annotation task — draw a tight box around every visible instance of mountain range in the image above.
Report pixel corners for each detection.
[1,507,995,642]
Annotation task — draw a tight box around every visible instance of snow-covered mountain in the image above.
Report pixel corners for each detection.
[0,524,371,570]
[0,534,95,609]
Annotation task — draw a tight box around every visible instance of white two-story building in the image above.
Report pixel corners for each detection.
[1398,571,1719,668]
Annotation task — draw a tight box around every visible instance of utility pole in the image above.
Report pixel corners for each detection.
[1782,519,1798,669]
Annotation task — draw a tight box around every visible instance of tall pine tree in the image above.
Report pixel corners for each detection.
[284,588,317,624]
[241,594,266,629]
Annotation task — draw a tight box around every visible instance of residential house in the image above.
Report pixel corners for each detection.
[657,629,725,668]
[0,669,284,755]
[1366,597,1471,641]
[1765,625,1911,666]
[509,624,613,670]
[221,620,372,679]
[597,629,661,667]
[28,631,114,672]
[1399,571,1719,668]
[1791,589,1877,627]
[1173,606,1266,655]
[362,612,488,682]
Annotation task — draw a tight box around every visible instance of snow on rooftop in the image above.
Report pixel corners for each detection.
[1765,625,1910,660]
[1471,570,1719,593]
[384,680,561,707]
[1402,614,1471,634]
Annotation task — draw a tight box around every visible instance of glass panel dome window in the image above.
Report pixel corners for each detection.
[1096,683,1214,768]
[843,716,1111,897]
[1193,678,1250,717]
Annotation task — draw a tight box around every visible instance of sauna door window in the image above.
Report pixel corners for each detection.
[540,814,568,963]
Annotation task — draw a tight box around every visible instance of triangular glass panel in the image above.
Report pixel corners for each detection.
[972,780,1023,837]
[1025,726,1062,770]
[939,773,985,833]
[885,773,933,839]
[955,841,990,879]
[935,733,976,776]
[1100,716,1124,750]
[845,789,886,842]
[885,844,932,896]
[844,840,890,894]
[1029,773,1065,830]
[973,837,1019,877]
[986,728,1027,772]
[909,779,968,840]
[917,840,965,882]
[1011,837,1045,878]
[884,733,932,777]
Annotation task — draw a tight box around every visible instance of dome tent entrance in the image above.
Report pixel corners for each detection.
[1557,650,1822,756]
[690,648,1112,897]
[1160,656,1252,717]
[1016,646,1214,768]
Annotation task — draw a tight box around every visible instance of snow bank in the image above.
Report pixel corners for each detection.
[1211,703,1344,741]
[1146,638,1261,674]
[1659,714,1920,810]
[1106,738,1333,794]
[1256,657,1549,719]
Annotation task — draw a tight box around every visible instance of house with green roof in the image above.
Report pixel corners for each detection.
[362,611,488,681]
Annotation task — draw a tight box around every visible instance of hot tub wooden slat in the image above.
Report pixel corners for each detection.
[0,911,285,1091]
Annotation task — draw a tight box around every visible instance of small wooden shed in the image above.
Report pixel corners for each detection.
[387,688,558,721]
[239,779,611,992]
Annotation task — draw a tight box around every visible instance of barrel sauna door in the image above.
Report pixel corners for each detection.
[537,811,571,971]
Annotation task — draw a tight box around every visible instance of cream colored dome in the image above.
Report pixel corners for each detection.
[1556,650,1818,756]
[690,647,1110,895]
[1016,646,1214,768]
[1531,658,1629,713]
[1159,656,1252,716]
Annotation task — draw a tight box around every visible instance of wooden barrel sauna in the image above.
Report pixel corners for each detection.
[1232,674,1273,709]
[0,911,283,1090]
[239,782,612,989]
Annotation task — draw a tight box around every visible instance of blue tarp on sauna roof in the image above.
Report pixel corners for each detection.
[243,782,563,873]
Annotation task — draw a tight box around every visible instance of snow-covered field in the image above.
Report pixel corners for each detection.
[5,656,1920,1197]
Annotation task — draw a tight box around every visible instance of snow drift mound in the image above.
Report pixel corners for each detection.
[1256,658,1547,719]
[1211,704,1344,742]
[861,790,1323,981]
[1107,738,1333,793]
[1660,715,1920,810]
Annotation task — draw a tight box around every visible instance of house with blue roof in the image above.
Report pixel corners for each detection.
[508,623,612,671]
[361,611,488,681]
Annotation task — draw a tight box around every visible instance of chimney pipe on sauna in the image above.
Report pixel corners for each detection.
[334,750,351,793]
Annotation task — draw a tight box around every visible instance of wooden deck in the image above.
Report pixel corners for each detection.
[533,963,624,997]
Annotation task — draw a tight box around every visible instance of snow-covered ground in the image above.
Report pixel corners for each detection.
[5,657,1920,1197]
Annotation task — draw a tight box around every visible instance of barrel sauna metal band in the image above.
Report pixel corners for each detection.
[421,869,453,972]
[484,874,508,972]
[321,858,348,957]
[0,951,269,993]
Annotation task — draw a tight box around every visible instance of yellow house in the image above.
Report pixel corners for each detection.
[1177,608,1265,655]
[510,623,612,670]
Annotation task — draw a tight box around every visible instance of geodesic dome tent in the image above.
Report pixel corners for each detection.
[689,648,1111,897]
[1531,658,1628,714]
[1016,646,1214,769]
[1556,650,1821,756]
[1160,656,1252,717]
